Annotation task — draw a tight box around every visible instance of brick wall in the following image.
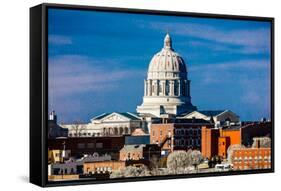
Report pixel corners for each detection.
[201,127,219,159]
[231,147,271,170]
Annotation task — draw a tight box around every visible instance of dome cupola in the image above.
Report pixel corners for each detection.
[164,33,172,49]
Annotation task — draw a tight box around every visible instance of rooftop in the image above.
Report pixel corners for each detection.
[92,112,141,121]
[198,110,226,116]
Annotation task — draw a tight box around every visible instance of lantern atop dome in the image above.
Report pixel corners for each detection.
[164,33,172,50]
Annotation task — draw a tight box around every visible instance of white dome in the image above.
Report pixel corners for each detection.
[137,34,197,118]
[147,34,187,80]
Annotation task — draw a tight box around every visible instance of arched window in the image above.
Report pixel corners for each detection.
[181,129,184,135]
[165,81,169,95]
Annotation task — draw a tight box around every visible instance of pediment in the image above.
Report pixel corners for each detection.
[182,111,208,119]
[100,112,131,122]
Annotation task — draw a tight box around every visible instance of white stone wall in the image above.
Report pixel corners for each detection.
[61,119,142,137]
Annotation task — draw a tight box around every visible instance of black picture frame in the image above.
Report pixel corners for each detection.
[30,3,274,187]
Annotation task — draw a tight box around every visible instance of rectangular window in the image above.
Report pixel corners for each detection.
[77,143,85,149]
[96,142,103,149]
[87,143,94,148]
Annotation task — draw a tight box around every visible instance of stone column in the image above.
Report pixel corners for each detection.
[155,80,159,96]
[147,80,151,96]
[162,80,165,95]
[144,80,147,96]
[165,80,166,96]
[119,127,123,135]
[170,80,175,96]
[150,80,155,96]
[178,80,181,96]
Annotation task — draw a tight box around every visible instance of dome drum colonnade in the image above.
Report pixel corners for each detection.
[137,34,196,117]
[144,79,190,97]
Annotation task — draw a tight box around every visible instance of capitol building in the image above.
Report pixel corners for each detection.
[58,34,239,137]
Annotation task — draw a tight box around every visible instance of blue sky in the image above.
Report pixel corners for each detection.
[48,8,271,123]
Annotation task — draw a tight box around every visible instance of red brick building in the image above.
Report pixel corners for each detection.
[119,144,161,161]
[150,118,212,153]
[201,127,240,159]
[201,122,272,159]
[201,127,219,159]
[218,128,241,158]
[218,137,231,159]
[230,146,271,170]
[48,136,125,160]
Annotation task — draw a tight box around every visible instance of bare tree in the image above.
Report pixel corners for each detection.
[190,150,203,171]
[71,120,86,137]
[158,156,168,168]
[149,155,160,169]
[167,150,191,174]
[166,150,203,174]
[110,166,151,178]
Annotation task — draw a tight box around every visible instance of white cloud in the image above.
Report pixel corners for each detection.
[48,55,145,98]
[190,59,270,73]
[189,58,271,120]
[143,21,270,54]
